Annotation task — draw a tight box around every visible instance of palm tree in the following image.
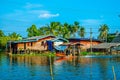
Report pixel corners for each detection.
[38,26,50,36]
[62,23,70,38]
[27,24,39,37]
[49,22,61,36]
[8,32,21,40]
[79,26,85,38]
[98,24,109,42]
[57,24,63,37]
[72,21,80,38]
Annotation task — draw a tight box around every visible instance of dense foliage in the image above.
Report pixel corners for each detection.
[26,21,85,38]
[0,21,119,50]
[0,31,21,50]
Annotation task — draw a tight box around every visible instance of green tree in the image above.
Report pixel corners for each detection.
[79,26,85,38]
[49,22,61,36]
[0,30,4,37]
[8,32,21,40]
[38,22,62,37]
[27,21,82,39]
[72,21,80,37]
[107,34,115,42]
[98,24,109,42]
[27,24,39,37]
[0,30,22,50]
[0,30,5,50]
[38,26,50,36]
[0,36,10,49]
[57,24,63,37]
[62,23,70,38]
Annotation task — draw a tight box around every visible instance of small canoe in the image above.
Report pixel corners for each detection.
[56,53,66,57]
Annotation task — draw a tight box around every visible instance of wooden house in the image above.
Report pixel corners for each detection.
[91,34,120,54]
[92,43,120,54]
[7,35,55,54]
[68,38,102,51]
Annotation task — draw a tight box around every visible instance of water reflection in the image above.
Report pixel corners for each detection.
[0,52,120,80]
[8,55,55,80]
[9,56,50,66]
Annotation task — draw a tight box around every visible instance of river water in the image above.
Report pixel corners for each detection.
[0,52,120,80]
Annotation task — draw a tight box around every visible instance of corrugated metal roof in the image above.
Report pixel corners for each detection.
[92,43,120,49]
[12,39,37,43]
[26,35,55,40]
[11,35,55,43]
[69,38,102,42]
[50,37,68,42]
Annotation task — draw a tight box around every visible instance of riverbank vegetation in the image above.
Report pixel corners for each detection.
[0,31,22,51]
[10,52,56,57]
[80,51,104,56]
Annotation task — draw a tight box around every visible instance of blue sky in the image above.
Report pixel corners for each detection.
[0,0,120,38]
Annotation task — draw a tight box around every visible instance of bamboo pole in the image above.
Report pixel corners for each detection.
[112,66,116,80]
[49,56,54,80]
[90,28,92,54]
[90,28,93,80]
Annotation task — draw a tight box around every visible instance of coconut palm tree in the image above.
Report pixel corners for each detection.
[8,32,22,40]
[38,26,50,36]
[72,21,80,38]
[79,26,85,38]
[57,24,63,37]
[27,24,39,37]
[98,24,109,42]
[49,22,61,36]
[62,23,71,38]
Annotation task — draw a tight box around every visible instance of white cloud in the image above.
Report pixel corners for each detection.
[4,9,59,21]
[39,13,59,18]
[3,3,59,22]
[24,3,43,9]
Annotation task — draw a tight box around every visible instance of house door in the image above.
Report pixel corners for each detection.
[12,43,17,54]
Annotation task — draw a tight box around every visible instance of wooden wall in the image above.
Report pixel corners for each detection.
[69,40,102,51]
[17,36,54,51]
[80,41,101,49]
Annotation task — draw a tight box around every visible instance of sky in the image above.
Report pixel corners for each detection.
[0,0,120,38]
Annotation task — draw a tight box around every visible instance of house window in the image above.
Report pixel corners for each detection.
[41,41,44,46]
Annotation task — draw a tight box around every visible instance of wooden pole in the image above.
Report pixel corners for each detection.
[90,28,92,54]
[106,30,108,43]
[9,41,12,54]
[112,66,116,80]
[73,44,76,66]
[90,28,93,79]
[74,44,75,57]
[49,56,54,80]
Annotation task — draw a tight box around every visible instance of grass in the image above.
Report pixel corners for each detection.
[80,51,104,56]
[11,52,56,57]
[10,51,104,57]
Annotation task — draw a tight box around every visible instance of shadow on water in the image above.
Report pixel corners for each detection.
[1,52,120,80]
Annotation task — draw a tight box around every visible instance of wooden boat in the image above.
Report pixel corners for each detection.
[56,53,66,57]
